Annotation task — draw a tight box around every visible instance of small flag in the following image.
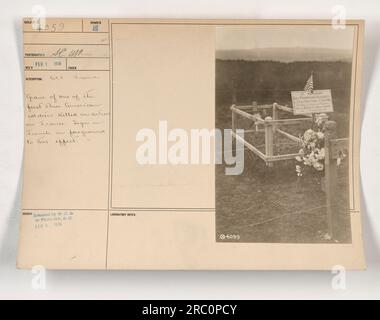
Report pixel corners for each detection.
[304,73,314,94]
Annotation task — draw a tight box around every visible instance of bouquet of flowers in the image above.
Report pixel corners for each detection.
[295,114,328,179]
[295,114,347,191]
[295,129,325,178]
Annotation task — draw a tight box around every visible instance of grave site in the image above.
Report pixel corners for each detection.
[216,60,352,243]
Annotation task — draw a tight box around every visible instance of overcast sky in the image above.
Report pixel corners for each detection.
[216,25,355,51]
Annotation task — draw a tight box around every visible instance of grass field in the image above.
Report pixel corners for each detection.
[215,60,352,243]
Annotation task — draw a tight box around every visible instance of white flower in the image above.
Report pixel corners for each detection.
[316,131,325,140]
[310,156,318,165]
[295,165,303,176]
[319,148,325,158]
[314,148,325,160]
[303,129,315,141]
[313,162,324,171]
[315,113,328,128]
[336,151,347,166]
[295,156,302,162]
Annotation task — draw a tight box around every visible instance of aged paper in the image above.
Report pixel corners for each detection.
[18,18,365,270]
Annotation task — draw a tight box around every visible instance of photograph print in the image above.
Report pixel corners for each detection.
[215,24,356,244]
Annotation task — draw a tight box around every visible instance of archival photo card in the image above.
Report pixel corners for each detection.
[18,19,365,270]
[216,25,358,244]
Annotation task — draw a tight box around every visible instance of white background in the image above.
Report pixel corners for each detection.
[0,0,379,300]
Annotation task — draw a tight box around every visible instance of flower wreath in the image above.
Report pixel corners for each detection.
[295,114,346,178]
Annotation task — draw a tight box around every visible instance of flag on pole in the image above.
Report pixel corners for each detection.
[304,72,314,94]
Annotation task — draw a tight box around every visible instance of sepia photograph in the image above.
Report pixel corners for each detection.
[215,25,356,244]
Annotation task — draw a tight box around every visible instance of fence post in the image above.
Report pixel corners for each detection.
[272,103,278,133]
[265,118,274,167]
[231,105,236,154]
[252,101,258,132]
[324,120,338,240]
